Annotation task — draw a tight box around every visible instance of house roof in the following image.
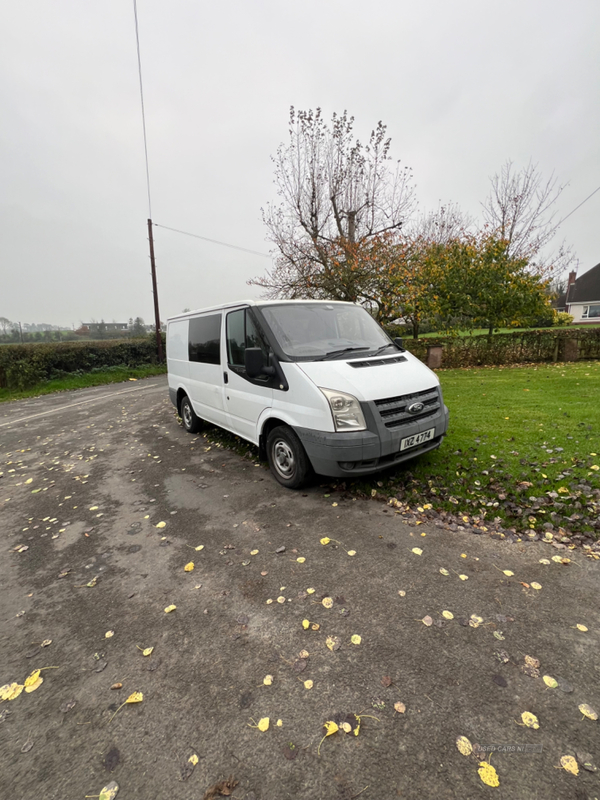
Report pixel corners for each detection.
[568,262,600,303]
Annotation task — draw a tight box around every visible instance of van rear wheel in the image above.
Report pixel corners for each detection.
[180,395,201,434]
[266,426,311,489]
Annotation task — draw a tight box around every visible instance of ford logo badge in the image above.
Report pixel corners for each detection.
[408,402,424,414]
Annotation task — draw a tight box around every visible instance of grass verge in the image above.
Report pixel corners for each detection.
[0,364,167,403]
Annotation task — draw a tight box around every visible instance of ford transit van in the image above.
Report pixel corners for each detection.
[167,300,448,488]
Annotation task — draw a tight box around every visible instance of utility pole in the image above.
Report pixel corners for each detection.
[147,219,163,362]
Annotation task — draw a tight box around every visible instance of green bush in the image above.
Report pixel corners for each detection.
[0,339,162,390]
[553,310,574,326]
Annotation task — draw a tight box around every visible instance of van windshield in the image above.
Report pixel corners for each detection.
[259,303,393,360]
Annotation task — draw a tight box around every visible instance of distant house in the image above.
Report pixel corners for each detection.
[561,264,600,323]
[80,322,129,333]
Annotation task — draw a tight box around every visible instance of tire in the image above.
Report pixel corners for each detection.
[180,395,201,434]
[266,425,311,489]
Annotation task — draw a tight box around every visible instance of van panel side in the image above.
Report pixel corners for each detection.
[167,320,190,407]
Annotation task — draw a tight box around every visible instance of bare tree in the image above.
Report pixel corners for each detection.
[481,160,575,278]
[408,202,472,245]
[253,108,416,299]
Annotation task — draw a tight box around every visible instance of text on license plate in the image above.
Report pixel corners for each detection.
[400,428,435,452]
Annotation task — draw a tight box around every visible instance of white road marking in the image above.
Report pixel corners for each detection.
[0,383,162,428]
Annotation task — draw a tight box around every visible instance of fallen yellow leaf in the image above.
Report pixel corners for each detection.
[303,679,313,690]
[347,550,356,556]
[394,701,406,714]
[442,610,454,620]
[302,619,310,630]
[478,761,500,787]
[263,675,273,686]
[142,647,154,657]
[530,582,542,590]
[24,670,41,687]
[576,624,588,632]
[156,521,166,528]
[184,562,194,572]
[320,537,330,545]
[296,557,306,563]
[351,634,361,645]
[411,547,423,555]
[195,545,204,551]
[543,675,557,688]
[306,588,315,594]
[579,703,598,720]
[105,630,114,638]
[24,676,43,693]
[521,711,539,729]
[560,755,579,775]
[189,754,199,766]
[456,735,472,756]
[322,597,333,609]
[6,684,24,701]
[164,605,176,613]
[249,717,269,732]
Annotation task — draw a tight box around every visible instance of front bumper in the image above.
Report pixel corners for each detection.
[295,388,449,478]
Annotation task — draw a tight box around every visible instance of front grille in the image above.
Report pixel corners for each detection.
[350,355,407,369]
[374,387,441,429]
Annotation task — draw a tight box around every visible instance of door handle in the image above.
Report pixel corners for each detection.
[223,372,228,384]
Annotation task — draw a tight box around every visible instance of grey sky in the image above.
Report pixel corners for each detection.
[1,0,598,327]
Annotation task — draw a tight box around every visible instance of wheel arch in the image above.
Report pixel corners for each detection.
[176,387,188,415]
[258,415,290,459]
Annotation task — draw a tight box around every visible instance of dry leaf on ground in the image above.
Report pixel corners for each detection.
[478,762,500,787]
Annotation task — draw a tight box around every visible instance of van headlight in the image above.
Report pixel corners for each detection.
[320,388,366,431]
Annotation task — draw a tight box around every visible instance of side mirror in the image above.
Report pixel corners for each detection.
[394,337,405,351]
[245,348,275,378]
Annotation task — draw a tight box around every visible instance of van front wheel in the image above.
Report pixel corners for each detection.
[266,426,311,489]
[180,395,201,434]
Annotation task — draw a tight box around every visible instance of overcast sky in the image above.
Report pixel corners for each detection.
[1,0,599,327]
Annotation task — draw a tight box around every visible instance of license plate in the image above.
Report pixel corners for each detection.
[400,428,435,452]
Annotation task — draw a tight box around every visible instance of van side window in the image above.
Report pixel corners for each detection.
[189,314,221,364]
[227,309,268,367]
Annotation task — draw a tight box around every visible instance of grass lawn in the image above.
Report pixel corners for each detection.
[364,360,600,538]
[0,364,167,403]
[202,360,600,539]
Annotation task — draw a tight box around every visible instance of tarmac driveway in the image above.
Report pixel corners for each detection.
[0,376,599,799]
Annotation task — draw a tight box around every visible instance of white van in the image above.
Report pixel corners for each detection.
[167,300,449,488]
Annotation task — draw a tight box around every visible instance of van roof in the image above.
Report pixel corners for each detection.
[166,299,356,322]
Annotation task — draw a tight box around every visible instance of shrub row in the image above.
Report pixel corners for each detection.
[398,327,600,368]
[0,339,162,390]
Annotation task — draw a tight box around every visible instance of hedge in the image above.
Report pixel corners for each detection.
[0,339,162,390]
[398,327,600,368]
[2,329,599,390]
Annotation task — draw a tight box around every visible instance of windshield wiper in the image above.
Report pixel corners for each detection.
[370,343,396,357]
[318,346,370,361]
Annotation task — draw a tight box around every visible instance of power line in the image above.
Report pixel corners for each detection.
[153,223,272,258]
[133,0,152,219]
[558,185,600,226]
